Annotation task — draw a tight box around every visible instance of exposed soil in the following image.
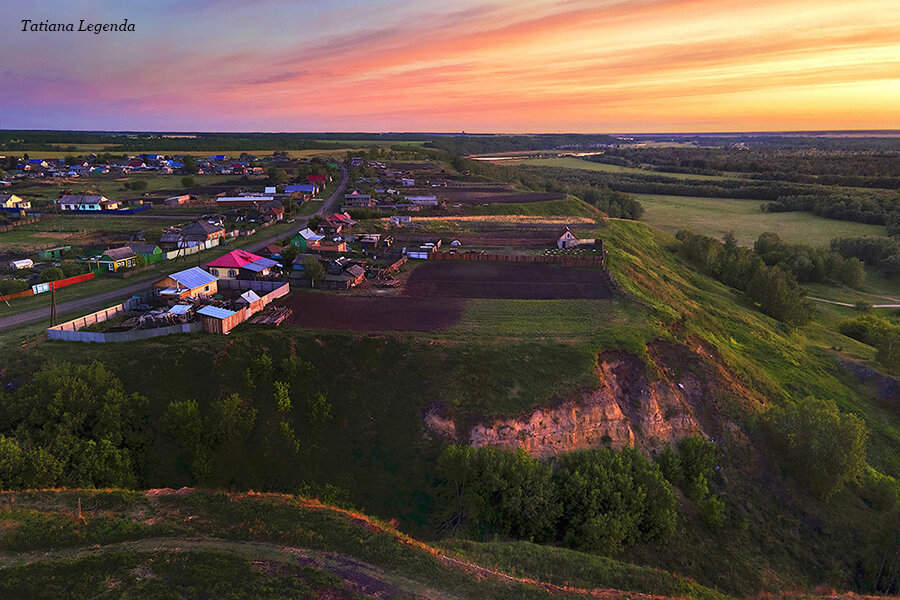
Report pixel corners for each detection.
[404,262,613,299]
[434,339,759,457]
[280,293,464,331]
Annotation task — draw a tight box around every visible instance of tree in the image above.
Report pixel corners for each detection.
[38,267,64,283]
[267,167,288,185]
[182,155,197,174]
[307,392,332,426]
[181,176,195,188]
[764,396,867,498]
[436,446,560,542]
[133,254,146,269]
[280,244,299,266]
[0,361,147,488]
[303,257,324,288]
[554,448,677,553]
[877,330,900,373]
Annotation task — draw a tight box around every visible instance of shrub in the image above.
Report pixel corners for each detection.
[0,279,30,295]
[857,466,900,511]
[60,262,85,277]
[181,176,195,188]
[764,397,867,498]
[38,266,64,283]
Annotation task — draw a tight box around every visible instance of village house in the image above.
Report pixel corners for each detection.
[206,249,278,280]
[131,244,164,264]
[216,195,274,207]
[59,194,109,211]
[317,237,348,253]
[160,220,226,249]
[291,227,324,250]
[256,199,285,221]
[164,194,190,206]
[389,215,412,226]
[94,246,137,272]
[0,194,31,210]
[285,183,318,195]
[40,246,71,260]
[308,174,328,185]
[405,195,439,207]
[343,189,373,209]
[322,263,366,289]
[317,219,344,236]
[557,227,579,249]
[153,266,218,301]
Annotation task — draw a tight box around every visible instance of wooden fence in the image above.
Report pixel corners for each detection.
[0,272,95,303]
[431,251,605,268]
[0,216,41,233]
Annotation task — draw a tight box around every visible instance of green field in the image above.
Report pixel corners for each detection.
[0,214,193,250]
[632,193,887,247]
[514,157,740,182]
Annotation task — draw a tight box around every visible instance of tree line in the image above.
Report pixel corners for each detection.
[753,232,865,287]
[831,236,900,279]
[675,230,815,326]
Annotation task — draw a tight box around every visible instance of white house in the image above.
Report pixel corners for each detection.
[557,228,579,249]
[59,194,109,211]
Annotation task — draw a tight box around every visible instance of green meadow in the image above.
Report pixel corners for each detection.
[631,193,887,247]
[515,156,740,182]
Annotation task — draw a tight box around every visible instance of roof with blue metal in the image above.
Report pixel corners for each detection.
[242,262,269,273]
[196,305,236,319]
[252,257,279,268]
[168,266,217,289]
[167,304,192,315]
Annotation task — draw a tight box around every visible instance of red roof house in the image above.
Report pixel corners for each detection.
[206,249,264,270]
[206,249,278,280]
[308,174,328,184]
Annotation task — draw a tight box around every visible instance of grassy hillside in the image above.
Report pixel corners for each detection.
[3,218,898,595]
[0,489,729,600]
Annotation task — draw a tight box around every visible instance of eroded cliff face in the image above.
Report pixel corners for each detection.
[426,340,756,457]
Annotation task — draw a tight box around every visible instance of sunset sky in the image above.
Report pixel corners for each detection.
[2,0,898,132]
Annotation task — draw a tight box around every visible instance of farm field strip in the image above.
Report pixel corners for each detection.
[405,262,613,300]
[503,156,743,181]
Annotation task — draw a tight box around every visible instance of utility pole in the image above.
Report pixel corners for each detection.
[50,285,57,326]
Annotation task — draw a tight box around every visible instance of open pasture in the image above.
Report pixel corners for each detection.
[632,193,888,246]
[404,262,614,300]
[509,156,740,182]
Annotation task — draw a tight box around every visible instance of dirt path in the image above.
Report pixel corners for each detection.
[809,296,900,308]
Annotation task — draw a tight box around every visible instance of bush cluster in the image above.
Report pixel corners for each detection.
[436,446,677,554]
